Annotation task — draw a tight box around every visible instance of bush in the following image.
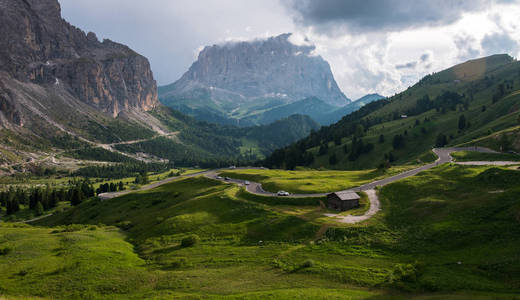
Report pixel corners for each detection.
[181,234,200,247]
[0,247,12,255]
[169,257,188,269]
[116,221,133,231]
[301,259,315,268]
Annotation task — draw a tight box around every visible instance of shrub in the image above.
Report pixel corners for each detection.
[0,247,12,255]
[116,221,133,231]
[181,234,200,247]
[301,259,315,268]
[169,257,188,269]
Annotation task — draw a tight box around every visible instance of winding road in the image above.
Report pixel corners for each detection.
[99,147,519,224]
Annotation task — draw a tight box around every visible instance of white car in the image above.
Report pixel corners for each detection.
[216,176,223,180]
[244,181,250,185]
[229,165,236,169]
[277,191,290,196]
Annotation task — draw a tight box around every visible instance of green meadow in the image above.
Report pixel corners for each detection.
[451,151,520,162]
[219,166,417,194]
[0,164,519,299]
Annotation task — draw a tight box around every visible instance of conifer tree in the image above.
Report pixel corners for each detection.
[35,201,44,216]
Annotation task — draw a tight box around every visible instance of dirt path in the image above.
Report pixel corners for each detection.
[20,213,53,224]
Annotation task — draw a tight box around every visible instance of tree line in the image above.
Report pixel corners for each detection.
[0,180,95,217]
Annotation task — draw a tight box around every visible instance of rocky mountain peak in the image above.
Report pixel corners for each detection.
[160,33,349,120]
[0,0,158,121]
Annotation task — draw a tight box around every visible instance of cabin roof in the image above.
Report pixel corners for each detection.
[329,191,360,201]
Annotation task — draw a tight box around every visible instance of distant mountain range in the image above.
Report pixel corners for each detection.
[159,33,352,126]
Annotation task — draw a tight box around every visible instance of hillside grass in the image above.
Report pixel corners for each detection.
[0,223,162,299]
[451,151,520,162]
[288,55,520,171]
[1,166,519,298]
[219,166,418,194]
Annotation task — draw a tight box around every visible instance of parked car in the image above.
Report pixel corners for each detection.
[244,181,250,185]
[277,190,290,196]
[225,177,231,181]
[229,165,236,169]
[216,176,223,180]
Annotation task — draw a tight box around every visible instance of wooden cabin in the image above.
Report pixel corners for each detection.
[327,191,360,211]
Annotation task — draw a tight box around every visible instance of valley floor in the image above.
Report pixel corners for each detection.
[1,150,520,299]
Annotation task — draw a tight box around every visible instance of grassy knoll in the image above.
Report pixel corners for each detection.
[1,166,519,299]
[0,223,162,299]
[451,151,520,162]
[219,166,417,194]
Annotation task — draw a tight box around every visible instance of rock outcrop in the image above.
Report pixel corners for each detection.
[160,33,349,125]
[0,0,158,123]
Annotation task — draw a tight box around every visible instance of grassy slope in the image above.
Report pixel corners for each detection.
[0,223,160,299]
[459,125,520,153]
[2,165,520,298]
[276,55,520,170]
[6,167,513,298]
[375,165,520,291]
[451,151,520,162]
[219,166,418,194]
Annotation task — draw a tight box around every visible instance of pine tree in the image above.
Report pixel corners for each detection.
[70,188,84,206]
[458,114,466,130]
[141,172,149,184]
[29,188,42,210]
[329,153,338,165]
[392,134,405,149]
[35,201,44,216]
[334,135,342,145]
[435,133,448,147]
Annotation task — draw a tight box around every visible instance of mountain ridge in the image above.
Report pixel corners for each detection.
[159,33,350,125]
[0,0,158,120]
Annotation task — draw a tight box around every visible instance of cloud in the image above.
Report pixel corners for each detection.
[481,32,519,55]
[395,61,418,70]
[284,0,515,34]
[454,34,481,61]
[59,0,294,85]
[59,0,520,100]
[420,52,430,62]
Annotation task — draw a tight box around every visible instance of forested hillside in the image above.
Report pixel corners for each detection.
[265,54,520,169]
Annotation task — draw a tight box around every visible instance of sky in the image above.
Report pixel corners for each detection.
[59,0,520,100]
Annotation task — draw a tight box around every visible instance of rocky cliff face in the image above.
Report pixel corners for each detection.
[0,0,158,124]
[160,33,349,124]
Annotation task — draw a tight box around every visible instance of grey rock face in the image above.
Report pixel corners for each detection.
[0,0,158,123]
[161,33,349,116]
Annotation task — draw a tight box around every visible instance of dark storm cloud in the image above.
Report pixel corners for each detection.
[285,0,517,33]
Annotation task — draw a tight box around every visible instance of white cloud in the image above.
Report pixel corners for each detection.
[59,0,520,100]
